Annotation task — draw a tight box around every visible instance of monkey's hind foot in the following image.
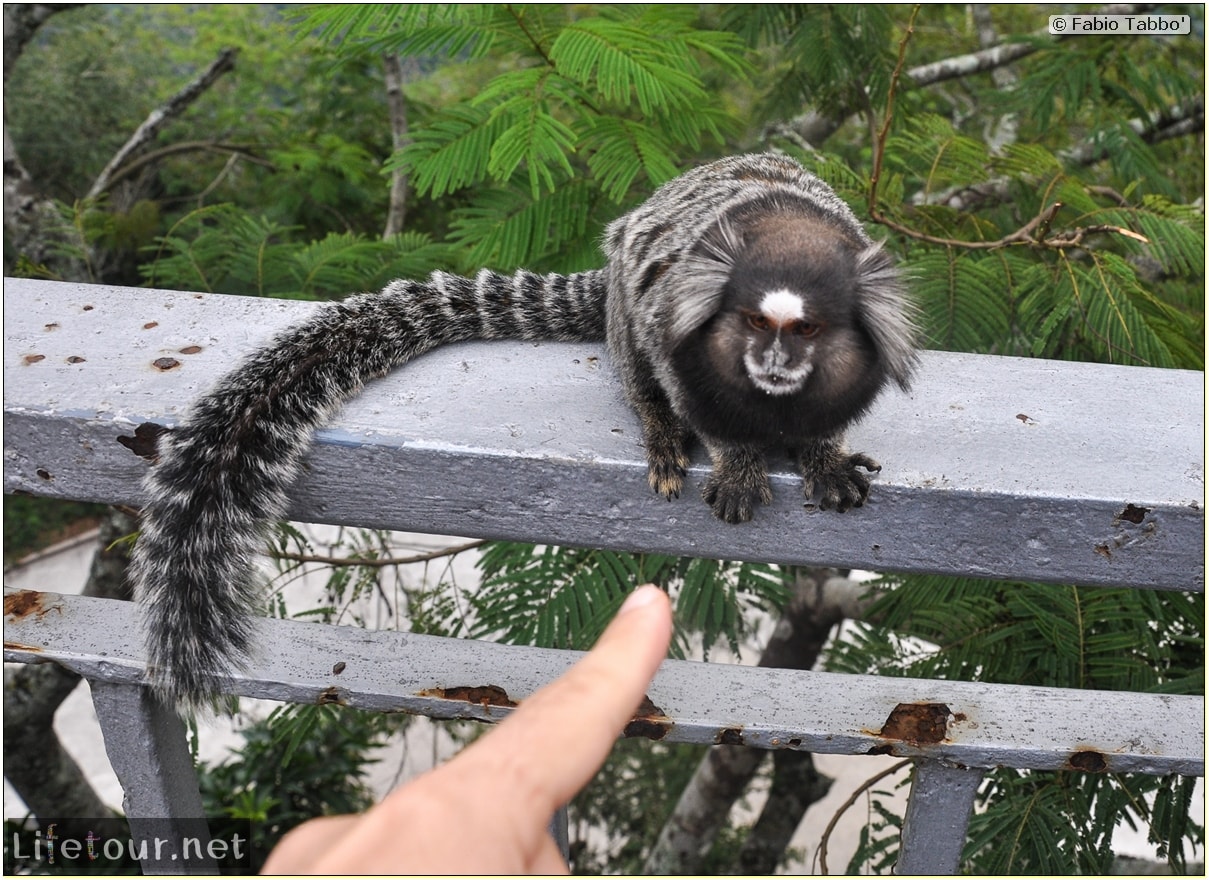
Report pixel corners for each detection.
[801,450,881,512]
[701,445,772,523]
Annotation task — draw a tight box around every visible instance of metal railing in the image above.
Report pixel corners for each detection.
[4,278,1204,874]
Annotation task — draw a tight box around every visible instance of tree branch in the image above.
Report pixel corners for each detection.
[911,96,1204,212]
[868,29,1174,255]
[868,6,919,217]
[85,47,239,200]
[815,759,912,874]
[781,4,1157,148]
[272,538,488,569]
[89,140,270,198]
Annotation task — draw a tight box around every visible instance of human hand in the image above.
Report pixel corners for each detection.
[261,583,673,874]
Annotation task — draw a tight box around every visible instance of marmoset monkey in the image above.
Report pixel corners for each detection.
[130,153,918,707]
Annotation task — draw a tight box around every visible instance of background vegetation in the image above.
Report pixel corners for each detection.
[5,3,1203,874]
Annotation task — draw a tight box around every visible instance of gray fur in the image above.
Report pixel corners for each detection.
[132,153,918,708]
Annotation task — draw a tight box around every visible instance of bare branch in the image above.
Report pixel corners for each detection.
[914,96,1204,211]
[85,48,239,201]
[1061,96,1205,165]
[815,760,912,874]
[272,539,488,569]
[868,32,1179,255]
[781,4,1157,149]
[906,2,1153,87]
[89,140,270,198]
[868,6,920,216]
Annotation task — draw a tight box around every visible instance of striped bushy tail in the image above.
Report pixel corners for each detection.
[130,268,608,709]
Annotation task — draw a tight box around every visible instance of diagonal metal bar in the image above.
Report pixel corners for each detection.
[89,682,218,875]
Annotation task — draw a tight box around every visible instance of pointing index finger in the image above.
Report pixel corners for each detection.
[454,585,673,809]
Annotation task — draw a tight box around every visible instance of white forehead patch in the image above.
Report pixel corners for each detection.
[759,289,805,323]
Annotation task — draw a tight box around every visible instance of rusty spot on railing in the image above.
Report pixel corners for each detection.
[22,354,45,365]
[5,591,59,620]
[877,702,951,745]
[316,687,346,705]
[715,726,745,746]
[1068,749,1108,772]
[624,694,672,740]
[117,422,169,461]
[3,641,43,653]
[152,357,181,371]
[420,684,517,709]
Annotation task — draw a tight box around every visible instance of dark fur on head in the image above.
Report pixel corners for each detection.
[662,201,916,446]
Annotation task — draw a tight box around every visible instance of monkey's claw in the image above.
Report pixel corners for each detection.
[702,472,773,523]
[647,451,689,500]
[804,453,880,512]
[648,462,686,500]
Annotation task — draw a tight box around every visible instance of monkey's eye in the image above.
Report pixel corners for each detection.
[793,321,822,339]
[746,313,773,332]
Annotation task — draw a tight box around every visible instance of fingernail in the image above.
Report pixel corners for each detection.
[619,584,662,615]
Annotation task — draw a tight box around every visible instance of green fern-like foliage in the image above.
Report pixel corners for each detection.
[828,575,1203,874]
[302,3,744,274]
[142,204,453,299]
[470,542,789,660]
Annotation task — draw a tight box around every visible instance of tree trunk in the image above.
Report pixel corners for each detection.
[4,508,137,837]
[3,4,87,277]
[735,749,833,874]
[382,53,410,238]
[642,570,875,874]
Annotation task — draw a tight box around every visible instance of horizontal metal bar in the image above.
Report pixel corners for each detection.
[4,278,1204,591]
[6,589,1202,777]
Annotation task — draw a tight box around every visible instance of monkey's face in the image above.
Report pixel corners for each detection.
[704,246,862,402]
[731,289,821,395]
[663,204,905,443]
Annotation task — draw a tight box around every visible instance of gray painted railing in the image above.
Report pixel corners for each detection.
[4,277,1205,874]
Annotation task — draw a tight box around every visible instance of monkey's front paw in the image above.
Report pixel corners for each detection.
[702,472,773,524]
[803,453,880,512]
[646,446,690,500]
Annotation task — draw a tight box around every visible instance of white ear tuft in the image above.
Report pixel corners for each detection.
[855,242,920,390]
[664,219,741,344]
